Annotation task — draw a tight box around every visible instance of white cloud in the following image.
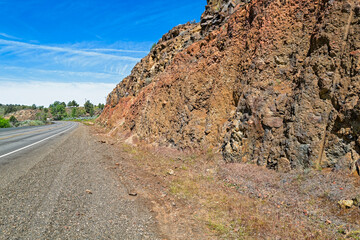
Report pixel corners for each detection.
[0,65,126,82]
[0,33,20,40]
[0,81,115,107]
[85,48,149,54]
[0,39,141,62]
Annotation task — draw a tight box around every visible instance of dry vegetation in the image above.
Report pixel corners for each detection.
[92,126,360,239]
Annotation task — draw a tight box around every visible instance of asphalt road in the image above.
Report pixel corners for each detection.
[0,121,77,162]
[0,123,160,239]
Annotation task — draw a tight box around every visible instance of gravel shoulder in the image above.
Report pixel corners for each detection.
[0,124,160,239]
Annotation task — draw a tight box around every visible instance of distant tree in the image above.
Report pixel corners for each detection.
[97,103,105,110]
[89,107,94,117]
[84,100,94,115]
[31,104,37,110]
[4,105,17,115]
[9,115,18,124]
[38,106,44,110]
[49,101,66,120]
[44,108,48,113]
[71,107,78,118]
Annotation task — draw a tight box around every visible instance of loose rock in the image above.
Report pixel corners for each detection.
[338,200,354,209]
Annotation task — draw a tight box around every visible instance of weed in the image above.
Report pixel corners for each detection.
[347,230,360,239]
[207,220,228,235]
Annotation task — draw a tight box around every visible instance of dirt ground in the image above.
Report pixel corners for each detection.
[0,124,160,240]
[91,125,360,239]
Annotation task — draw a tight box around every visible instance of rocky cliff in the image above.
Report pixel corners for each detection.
[99,0,360,172]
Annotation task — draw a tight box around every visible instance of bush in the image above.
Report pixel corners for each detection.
[150,43,156,51]
[9,115,18,123]
[0,117,11,128]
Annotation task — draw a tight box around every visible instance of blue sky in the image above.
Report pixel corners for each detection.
[0,0,205,106]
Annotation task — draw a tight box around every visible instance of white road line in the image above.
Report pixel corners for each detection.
[0,123,77,159]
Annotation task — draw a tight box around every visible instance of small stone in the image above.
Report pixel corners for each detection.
[278,158,291,172]
[129,191,137,196]
[338,199,354,209]
[167,169,175,175]
[115,163,120,166]
[352,195,360,206]
[86,189,92,194]
[326,219,332,225]
[263,117,283,128]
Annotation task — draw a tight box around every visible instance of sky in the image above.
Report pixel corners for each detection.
[0,0,206,106]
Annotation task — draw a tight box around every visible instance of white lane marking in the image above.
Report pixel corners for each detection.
[0,123,77,159]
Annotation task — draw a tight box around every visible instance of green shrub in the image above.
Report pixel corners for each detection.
[0,117,11,128]
[9,115,18,123]
[150,43,156,51]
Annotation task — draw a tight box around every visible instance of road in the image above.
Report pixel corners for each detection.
[0,123,160,239]
[0,121,76,161]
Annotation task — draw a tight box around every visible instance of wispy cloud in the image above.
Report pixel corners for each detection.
[86,48,149,54]
[0,65,127,83]
[0,32,21,40]
[0,39,141,61]
[0,37,147,84]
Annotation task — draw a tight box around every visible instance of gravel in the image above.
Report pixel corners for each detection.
[0,125,160,239]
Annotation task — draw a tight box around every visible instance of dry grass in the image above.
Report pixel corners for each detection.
[91,126,360,239]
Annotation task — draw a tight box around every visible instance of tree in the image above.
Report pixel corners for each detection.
[89,107,94,117]
[31,104,37,110]
[84,100,94,115]
[67,100,79,107]
[97,103,105,110]
[4,105,17,115]
[71,107,77,118]
[49,101,66,120]
[9,115,18,124]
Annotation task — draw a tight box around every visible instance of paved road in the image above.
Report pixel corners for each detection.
[0,121,77,161]
[0,123,160,239]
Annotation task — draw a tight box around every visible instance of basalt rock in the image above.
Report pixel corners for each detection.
[99,0,360,172]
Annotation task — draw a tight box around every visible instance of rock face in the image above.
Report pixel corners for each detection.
[99,0,360,171]
[5,109,42,121]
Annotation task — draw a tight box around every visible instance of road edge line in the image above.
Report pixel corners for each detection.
[0,123,77,159]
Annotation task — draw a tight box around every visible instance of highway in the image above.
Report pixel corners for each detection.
[0,121,77,161]
[0,122,159,239]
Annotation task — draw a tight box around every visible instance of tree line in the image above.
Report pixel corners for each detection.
[49,100,105,120]
[0,100,105,121]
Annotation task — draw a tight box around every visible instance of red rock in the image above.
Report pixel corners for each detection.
[98,0,360,171]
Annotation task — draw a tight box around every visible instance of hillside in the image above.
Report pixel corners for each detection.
[99,0,360,173]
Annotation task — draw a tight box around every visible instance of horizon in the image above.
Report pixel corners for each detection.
[0,0,206,106]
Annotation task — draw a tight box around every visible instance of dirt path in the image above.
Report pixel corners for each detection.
[0,124,160,239]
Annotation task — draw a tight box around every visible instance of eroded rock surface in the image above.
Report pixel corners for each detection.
[99,0,360,172]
